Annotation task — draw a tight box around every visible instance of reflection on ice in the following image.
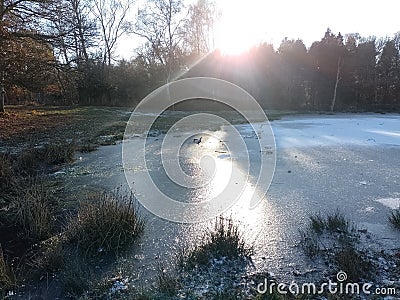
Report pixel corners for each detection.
[375,197,400,209]
[123,107,276,222]
[368,129,400,138]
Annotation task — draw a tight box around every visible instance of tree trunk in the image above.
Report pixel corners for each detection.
[0,85,5,113]
[0,0,5,113]
[330,57,342,112]
[0,0,4,20]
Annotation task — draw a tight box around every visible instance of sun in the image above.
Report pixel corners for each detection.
[214,1,270,55]
[215,22,256,55]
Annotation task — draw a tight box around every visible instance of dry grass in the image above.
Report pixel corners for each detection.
[0,154,18,202]
[0,106,130,152]
[24,191,145,298]
[301,211,372,282]
[0,107,140,298]
[65,192,144,256]
[41,141,75,165]
[185,216,253,269]
[334,246,372,282]
[15,141,75,175]
[27,236,67,275]
[61,256,92,298]
[0,244,16,296]
[309,214,325,234]
[309,211,352,235]
[9,183,53,241]
[388,209,400,229]
[0,107,77,141]
[326,211,351,233]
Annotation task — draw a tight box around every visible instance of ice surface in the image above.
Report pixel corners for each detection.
[236,114,400,148]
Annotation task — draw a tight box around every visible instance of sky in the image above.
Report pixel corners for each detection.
[116,0,400,59]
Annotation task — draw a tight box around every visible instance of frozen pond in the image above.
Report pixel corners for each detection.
[68,113,400,284]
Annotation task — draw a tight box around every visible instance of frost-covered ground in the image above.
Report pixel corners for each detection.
[69,113,400,295]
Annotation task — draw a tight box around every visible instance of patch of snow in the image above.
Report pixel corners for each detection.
[240,114,400,149]
[375,198,400,209]
[364,206,375,212]
[52,171,66,176]
[109,278,129,295]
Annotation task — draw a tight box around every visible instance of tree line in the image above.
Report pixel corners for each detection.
[1,0,399,112]
[186,29,400,111]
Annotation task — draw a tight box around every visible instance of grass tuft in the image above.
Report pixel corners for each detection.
[14,149,40,175]
[0,154,17,197]
[0,154,20,208]
[0,245,16,295]
[326,211,350,233]
[41,141,75,165]
[27,236,67,274]
[388,209,400,229]
[309,211,351,235]
[65,192,144,256]
[185,216,253,269]
[334,245,372,282]
[10,183,53,241]
[301,211,371,282]
[310,214,325,234]
[15,141,75,175]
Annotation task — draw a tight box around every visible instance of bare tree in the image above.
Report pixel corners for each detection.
[49,0,97,65]
[71,0,92,62]
[183,0,216,56]
[134,0,186,81]
[92,0,133,66]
